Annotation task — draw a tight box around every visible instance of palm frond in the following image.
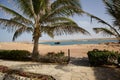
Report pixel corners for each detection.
[114,20,120,29]
[41,26,54,38]
[85,12,111,27]
[103,0,120,28]
[85,12,120,36]
[32,0,44,15]
[0,18,28,32]
[93,27,116,36]
[0,4,33,25]
[33,0,51,15]
[13,27,33,41]
[0,4,19,17]
[51,0,81,10]
[10,17,33,26]
[44,22,89,36]
[103,0,120,21]
[14,0,34,18]
[41,17,89,38]
[41,16,90,38]
[47,5,83,18]
[42,17,77,24]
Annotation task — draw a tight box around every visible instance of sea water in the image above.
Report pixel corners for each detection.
[40,39,118,45]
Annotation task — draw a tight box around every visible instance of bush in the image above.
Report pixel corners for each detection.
[87,49,120,66]
[118,55,120,64]
[39,51,69,64]
[0,50,31,61]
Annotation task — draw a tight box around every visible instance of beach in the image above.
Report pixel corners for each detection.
[0,42,119,58]
[0,42,120,80]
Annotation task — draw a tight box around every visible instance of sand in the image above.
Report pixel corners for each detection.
[0,42,120,80]
[0,42,119,58]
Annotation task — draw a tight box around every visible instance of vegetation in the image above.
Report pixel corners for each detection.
[0,50,68,64]
[0,0,90,60]
[39,51,69,64]
[0,50,31,61]
[87,49,120,66]
[0,65,55,80]
[93,0,120,43]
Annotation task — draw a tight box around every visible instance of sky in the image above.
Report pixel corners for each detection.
[0,0,113,42]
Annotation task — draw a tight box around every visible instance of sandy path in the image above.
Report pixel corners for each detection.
[0,60,120,80]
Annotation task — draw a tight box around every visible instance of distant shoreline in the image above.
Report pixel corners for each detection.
[40,38,118,45]
[0,38,117,43]
[40,38,117,42]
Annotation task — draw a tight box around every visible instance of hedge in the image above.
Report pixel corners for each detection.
[0,50,31,61]
[0,50,70,64]
[87,49,120,66]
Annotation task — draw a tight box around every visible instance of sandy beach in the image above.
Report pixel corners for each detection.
[0,42,119,58]
[0,42,120,80]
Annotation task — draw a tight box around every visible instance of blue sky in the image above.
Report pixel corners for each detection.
[0,0,113,42]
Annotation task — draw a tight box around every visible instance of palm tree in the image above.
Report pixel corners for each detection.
[92,0,120,43]
[0,0,89,60]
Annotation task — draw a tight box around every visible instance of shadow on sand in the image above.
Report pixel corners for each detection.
[69,57,90,66]
[70,57,120,80]
[92,67,120,80]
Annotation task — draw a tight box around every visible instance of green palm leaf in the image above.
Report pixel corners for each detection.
[51,0,81,10]
[93,27,116,36]
[52,5,83,17]
[53,22,89,35]
[0,4,33,25]
[13,27,33,41]
[0,18,28,31]
[42,16,89,38]
[43,17,77,24]
[85,12,120,36]
[42,21,89,37]
[102,0,120,28]
[14,0,34,18]
[41,26,55,38]
[10,17,33,26]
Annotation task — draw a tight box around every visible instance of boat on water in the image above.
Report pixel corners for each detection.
[54,42,60,44]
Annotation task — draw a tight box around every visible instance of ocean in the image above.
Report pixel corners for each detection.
[40,39,118,45]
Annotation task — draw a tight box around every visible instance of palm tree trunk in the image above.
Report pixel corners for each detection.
[32,24,41,61]
[32,36,40,61]
[32,15,41,61]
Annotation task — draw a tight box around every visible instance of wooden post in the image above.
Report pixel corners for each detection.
[68,49,70,63]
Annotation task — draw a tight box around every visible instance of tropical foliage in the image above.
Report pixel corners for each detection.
[93,0,120,43]
[87,49,120,66]
[0,0,89,60]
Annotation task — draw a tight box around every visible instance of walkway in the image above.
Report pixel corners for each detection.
[0,59,120,80]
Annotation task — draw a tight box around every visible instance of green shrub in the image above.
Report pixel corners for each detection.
[39,51,69,64]
[56,51,65,57]
[46,51,65,57]
[0,50,31,61]
[87,49,120,66]
[118,55,120,64]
